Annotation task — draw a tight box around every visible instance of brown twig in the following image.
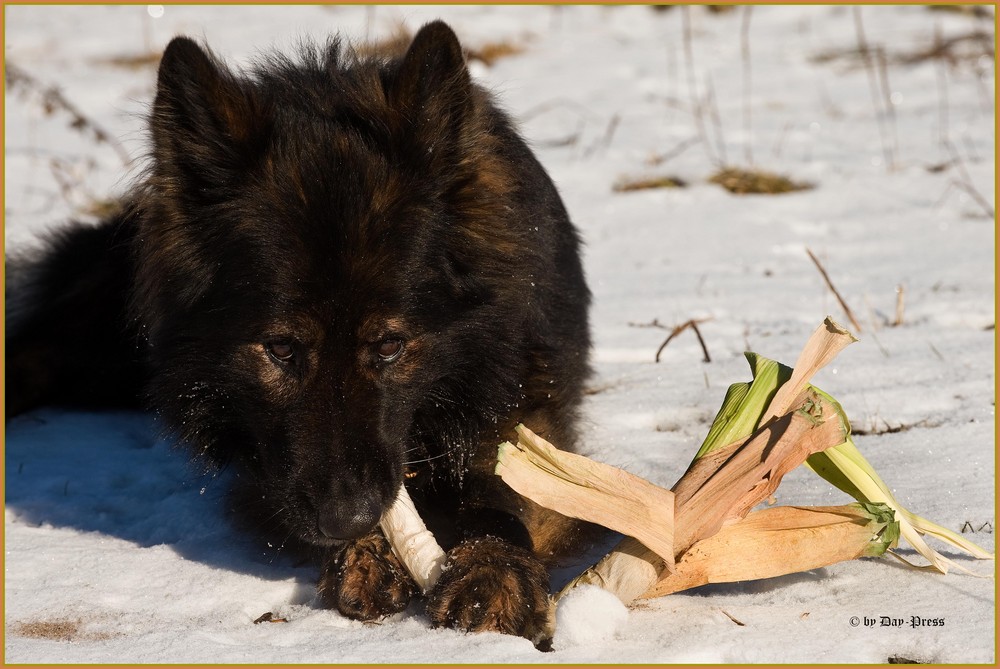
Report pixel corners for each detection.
[721,609,746,627]
[5,62,133,167]
[897,29,994,66]
[252,612,288,624]
[518,98,594,149]
[627,318,670,330]
[654,318,713,363]
[805,248,863,333]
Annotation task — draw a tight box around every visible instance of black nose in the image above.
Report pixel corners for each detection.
[317,496,381,541]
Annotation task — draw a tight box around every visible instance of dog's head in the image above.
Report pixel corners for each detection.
[132,23,538,546]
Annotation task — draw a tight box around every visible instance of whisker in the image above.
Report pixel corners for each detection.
[404,442,463,467]
[269,527,297,564]
[404,452,448,466]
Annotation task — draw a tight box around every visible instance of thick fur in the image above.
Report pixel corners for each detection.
[5,23,592,644]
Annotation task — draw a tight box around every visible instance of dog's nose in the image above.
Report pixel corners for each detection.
[317,497,381,541]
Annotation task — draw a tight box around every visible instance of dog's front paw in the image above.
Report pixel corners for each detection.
[318,531,417,621]
[426,537,552,644]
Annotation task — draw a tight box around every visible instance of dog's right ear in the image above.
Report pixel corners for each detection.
[390,21,472,144]
[152,37,269,183]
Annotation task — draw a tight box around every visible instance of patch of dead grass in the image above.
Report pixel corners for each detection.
[708,167,813,195]
[613,175,688,193]
[10,618,116,642]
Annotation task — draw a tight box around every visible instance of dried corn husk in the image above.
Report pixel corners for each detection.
[504,318,857,606]
[551,391,848,605]
[642,503,898,598]
[497,424,675,567]
[690,317,992,574]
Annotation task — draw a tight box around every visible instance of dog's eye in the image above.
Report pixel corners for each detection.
[376,338,404,363]
[265,341,295,363]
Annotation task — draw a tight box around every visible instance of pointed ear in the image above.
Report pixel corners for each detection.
[152,37,268,182]
[390,21,472,139]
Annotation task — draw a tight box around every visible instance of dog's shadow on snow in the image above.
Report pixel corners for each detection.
[4,408,317,592]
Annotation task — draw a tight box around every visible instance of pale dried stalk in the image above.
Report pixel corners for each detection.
[561,536,662,606]
[379,484,446,594]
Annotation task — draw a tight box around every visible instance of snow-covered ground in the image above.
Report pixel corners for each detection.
[4,4,995,663]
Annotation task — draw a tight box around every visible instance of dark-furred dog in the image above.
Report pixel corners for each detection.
[5,22,592,645]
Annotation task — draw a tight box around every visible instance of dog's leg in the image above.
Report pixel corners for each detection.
[425,414,595,646]
[5,208,143,417]
[318,529,417,621]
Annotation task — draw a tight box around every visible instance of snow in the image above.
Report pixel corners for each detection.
[4,4,995,664]
[552,585,629,650]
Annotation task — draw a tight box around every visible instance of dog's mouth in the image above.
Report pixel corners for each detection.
[304,533,350,549]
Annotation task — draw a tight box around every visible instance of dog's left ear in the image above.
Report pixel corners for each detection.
[152,37,270,189]
[390,21,472,139]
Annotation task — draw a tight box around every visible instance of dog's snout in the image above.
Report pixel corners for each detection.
[317,496,381,541]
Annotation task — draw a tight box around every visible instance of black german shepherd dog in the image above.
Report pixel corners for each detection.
[5,22,591,645]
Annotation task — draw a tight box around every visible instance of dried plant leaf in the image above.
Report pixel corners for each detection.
[497,425,675,567]
[551,390,849,606]
[673,394,848,557]
[643,503,898,598]
[760,317,858,424]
